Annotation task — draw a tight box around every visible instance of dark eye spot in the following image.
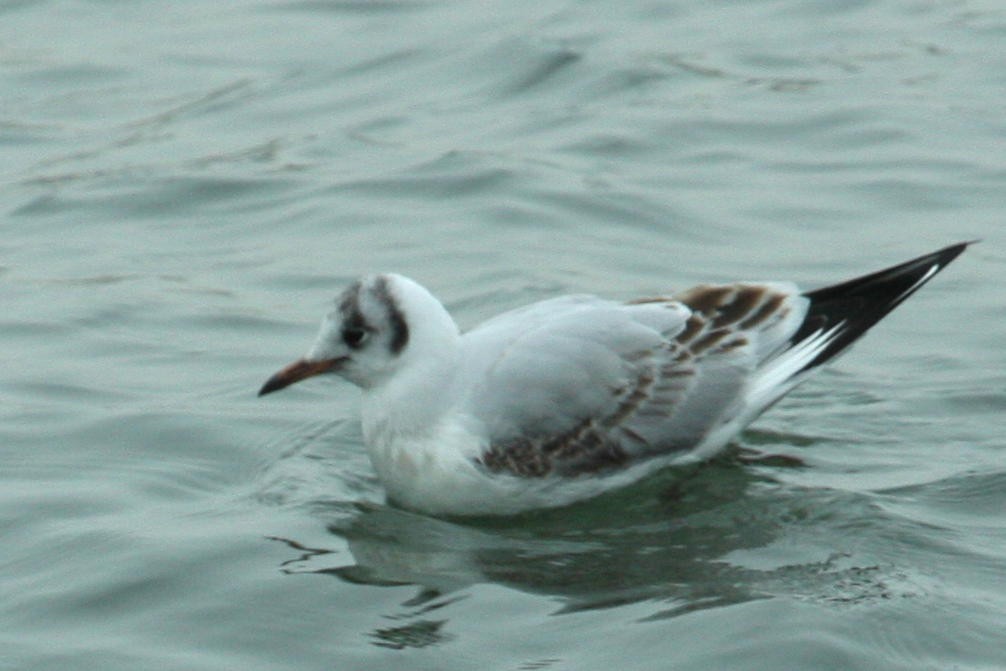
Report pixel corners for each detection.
[342,327,369,349]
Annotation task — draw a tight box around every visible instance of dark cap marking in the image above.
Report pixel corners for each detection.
[374,276,409,355]
[337,280,371,345]
[335,277,409,356]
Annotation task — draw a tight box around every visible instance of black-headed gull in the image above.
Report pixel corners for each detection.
[260,242,970,515]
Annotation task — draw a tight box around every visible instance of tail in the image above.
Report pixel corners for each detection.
[744,241,972,418]
[790,240,973,373]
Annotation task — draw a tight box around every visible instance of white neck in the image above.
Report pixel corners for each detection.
[358,274,462,445]
[360,336,461,447]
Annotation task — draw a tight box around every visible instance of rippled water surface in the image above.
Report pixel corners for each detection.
[4,1,1005,669]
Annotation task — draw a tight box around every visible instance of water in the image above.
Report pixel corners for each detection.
[3,1,1005,669]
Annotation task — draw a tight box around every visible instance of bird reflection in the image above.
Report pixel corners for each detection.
[267,444,905,651]
[269,449,796,614]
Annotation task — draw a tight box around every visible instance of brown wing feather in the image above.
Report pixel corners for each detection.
[476,287,795,478]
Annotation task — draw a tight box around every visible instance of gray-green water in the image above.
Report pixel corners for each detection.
[3,2,1005,669]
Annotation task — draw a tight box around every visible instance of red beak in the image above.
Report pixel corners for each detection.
[258,358,344,396]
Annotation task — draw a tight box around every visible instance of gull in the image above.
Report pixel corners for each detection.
[259,242,970,516]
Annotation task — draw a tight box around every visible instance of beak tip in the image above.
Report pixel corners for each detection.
[257,372,290,398]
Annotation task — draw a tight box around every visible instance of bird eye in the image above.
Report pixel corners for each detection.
[342,327,369,349]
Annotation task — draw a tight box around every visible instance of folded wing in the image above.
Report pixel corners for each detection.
[464,241,970,479]
[464,285,807,477]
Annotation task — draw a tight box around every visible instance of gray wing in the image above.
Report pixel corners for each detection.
[462,285,807,478]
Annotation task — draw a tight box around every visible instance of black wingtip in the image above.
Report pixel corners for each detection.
[804,241,973,303]
[793,241,973,371]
